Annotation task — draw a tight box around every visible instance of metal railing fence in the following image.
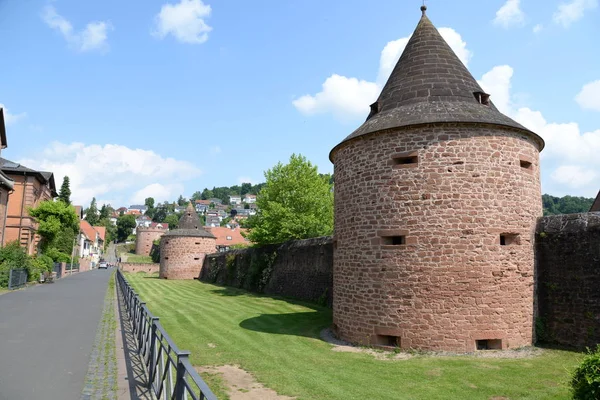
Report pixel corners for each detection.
[116,269,217,400]
[8,268,27,290]
[53,263,62,279]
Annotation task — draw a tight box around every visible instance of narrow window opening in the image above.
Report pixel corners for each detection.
[520,160,532,170]
[500,233,519,246]
[476,339,502,350]
[393,155,418,166]
[164,257,169,260]
[474,91,490,106]
[378,335,400,347]
[366,101,379,120]
[194,257,200,260]
[381,236,406,245]
[195,242,200,245]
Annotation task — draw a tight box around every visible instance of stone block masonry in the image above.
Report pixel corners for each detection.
[160,235,215,280]
[119,263,160,274]
[332,124,542,352]
[536,213,600,350]
[135,228,166,256]
[200,237,333,306]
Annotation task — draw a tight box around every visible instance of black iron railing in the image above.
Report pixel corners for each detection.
[116,270,217,400]
[8,269,27,290]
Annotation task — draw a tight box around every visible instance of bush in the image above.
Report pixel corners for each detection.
[44,248,71,263]
[571,345,600,399]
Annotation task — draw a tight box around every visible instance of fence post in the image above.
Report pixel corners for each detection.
[137,302,146,350]
[174,351,191,400]
[148,317,160,389]
[8,269,12,290]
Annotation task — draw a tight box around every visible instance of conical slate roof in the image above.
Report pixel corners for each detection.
[164,202,215,238]
[331,7,544,159]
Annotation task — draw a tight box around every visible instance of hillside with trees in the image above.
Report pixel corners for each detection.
[542,194,595,216]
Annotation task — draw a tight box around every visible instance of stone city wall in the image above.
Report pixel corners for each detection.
[119,263,160,274]
[200,236,333,306]
[536,212,600,350]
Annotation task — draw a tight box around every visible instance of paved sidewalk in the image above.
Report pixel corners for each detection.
[0,270,112,400]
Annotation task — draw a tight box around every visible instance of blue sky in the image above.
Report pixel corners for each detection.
[0,0,599,207]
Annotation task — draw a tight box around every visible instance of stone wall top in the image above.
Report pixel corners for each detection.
[537,213,600,234]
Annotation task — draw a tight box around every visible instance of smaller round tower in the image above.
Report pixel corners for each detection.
[135,226,168,256]
[159,203,216,279]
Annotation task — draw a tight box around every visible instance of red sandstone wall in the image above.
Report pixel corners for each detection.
[160,236,216,279]
[136,229,166,256]
[120,263,160,274]
[332,124,542,352]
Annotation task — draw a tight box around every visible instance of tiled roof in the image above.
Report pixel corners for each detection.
[206,227,249,247]
[94,226,106,242]
[0,157,57,195]
[80,220,97,242]
[330,7,544,160]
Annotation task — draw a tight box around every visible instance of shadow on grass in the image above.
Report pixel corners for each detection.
[239,311,331,339]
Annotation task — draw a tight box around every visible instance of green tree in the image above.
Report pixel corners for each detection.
[58,176,72,205]
[542,194,594,216]
[144,197,156,218]
[191,191,203,201]
[177,195,188,206]
[152,205,168,223]
[246,154,333,245]
[85,197,99,226]
[28,200,79,252]
[241,182,252,196]
[164,214,180,229]
[98,217,117,248]
[201,188,213,200]
[116,215,137,242]
[99,204,112,220]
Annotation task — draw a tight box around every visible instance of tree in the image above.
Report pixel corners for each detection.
[28,200,79,260]
[99,204,112,220]
[85,198,99,226]
[246,154,333,245]
[241,182,252,196]
[58,176,72,205]
[177,195,187,206]
[191,191,203,201]
[144,197,156,219]
[201,188,213,200]
[542,194,594,216]
[116,215,137,242]
[164,214,180,230]
[152,205,168,223]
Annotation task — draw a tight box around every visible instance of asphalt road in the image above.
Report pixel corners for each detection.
[0,269,112,400]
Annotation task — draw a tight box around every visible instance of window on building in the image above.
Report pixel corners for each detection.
[474,91,490,106]
[226,236,232,240]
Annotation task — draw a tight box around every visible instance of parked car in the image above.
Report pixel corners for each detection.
[98,261,108,269]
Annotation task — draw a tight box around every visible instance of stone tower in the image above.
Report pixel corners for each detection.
[159,203,216,279]
[135,226,167,256]
[330,7,544,352]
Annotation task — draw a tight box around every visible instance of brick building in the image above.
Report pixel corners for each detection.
[0,109,15,246]
[330,7,545,352]
[160,203,215,279]
[0,154,57,255]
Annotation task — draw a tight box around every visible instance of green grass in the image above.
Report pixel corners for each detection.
[125,273,581,400]
[125,254,154,264]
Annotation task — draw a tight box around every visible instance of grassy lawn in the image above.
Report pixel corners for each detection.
[125,273,581,400]
[125,254,154,264]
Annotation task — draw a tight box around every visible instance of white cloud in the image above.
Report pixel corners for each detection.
[575,80,600,111]
[131,183,185,204]
[0,104,26,125]
[553,0,598,27]
[478,65,514,115]
[493,0,526,28]
[237,176,256,184]
[154,0,212,44]
[18,142,201,206]
[292,75,380,121]
[209,145,221,154]
[533,24,544,33]
[551,165,598,189]
[293,28,471,121]
[478,69,600,196]
[42,6,112,52]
